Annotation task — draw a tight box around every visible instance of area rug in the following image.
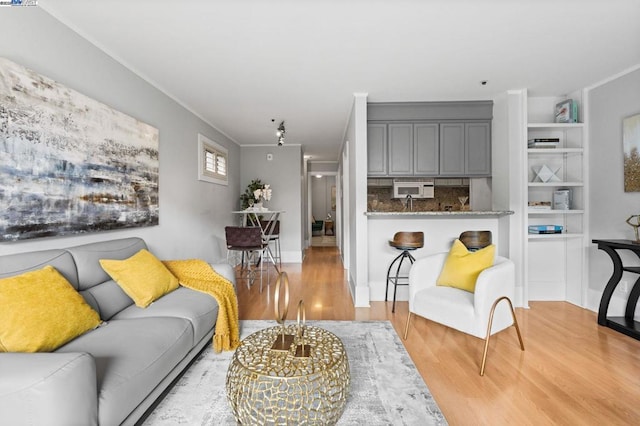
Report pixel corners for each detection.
[142,320,447,425]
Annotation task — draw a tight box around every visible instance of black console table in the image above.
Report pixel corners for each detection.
[592,239,640,340]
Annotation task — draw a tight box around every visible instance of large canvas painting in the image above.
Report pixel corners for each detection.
[0,58,159,241]
[623,113,640,192]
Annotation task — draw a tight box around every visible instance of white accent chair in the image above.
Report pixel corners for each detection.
[403,253,524,376]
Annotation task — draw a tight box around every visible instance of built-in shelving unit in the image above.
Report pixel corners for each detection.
[523,92,588,306]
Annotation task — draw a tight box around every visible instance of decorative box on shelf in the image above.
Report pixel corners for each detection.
[528,201,552,211]
[532,164,561,183]
[555,99,579,123]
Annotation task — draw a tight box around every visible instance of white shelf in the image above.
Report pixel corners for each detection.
[528,209,584,215]
[528,233,583,240]
[528,182,583,187]
[527,122,584,129]
[527,148,583,154]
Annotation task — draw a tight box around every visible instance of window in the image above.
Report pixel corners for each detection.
[198,133,228,186]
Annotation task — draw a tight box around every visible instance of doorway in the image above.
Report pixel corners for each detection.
[310,174,336,247]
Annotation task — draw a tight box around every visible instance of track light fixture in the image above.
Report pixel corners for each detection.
[276,121,285,146]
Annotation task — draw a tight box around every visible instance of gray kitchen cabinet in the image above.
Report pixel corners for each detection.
[388,123,413,175]
[367,123,387,176]
[414,123,439,175]
[439,123,465,175]
[367,119,490,177]
[465,122,491,175]
[439,121,491,176]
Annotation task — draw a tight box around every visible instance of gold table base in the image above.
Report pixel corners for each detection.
[226,324,350,425]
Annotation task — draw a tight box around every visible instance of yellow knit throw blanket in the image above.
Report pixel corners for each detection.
[162,259,240,353]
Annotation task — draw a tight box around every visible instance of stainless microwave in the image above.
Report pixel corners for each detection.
[392,180,435,199]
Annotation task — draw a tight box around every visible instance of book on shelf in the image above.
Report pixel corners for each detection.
[528,138,560,148]
[528,138,560,143]
[528,225,563,234]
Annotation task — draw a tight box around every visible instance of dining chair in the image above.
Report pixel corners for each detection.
[225,226,270,292]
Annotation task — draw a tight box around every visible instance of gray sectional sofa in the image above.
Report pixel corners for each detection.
[0,237,236,426]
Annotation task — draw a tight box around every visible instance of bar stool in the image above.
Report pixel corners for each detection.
[459,230,492,251]
[386,231,424,313]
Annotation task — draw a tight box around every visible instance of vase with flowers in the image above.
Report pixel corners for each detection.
[240,178,272,211]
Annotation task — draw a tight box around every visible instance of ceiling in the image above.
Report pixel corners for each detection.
[40,0,640,161]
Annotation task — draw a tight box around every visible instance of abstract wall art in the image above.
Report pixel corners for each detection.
[623,113,640,192]
[0,58,159,241]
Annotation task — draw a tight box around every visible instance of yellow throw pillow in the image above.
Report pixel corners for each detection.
[436,239,495,293]
[100,249,179,308]
[0,265,101,353]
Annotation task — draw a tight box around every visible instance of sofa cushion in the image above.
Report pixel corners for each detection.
[66,238,147,318]
[56,317,193,426]
[66,238,148,290]
[111,287,218,346]
[0,266,101,353]
[81,279,135,321]
[0,249,78,287]
[0,352,98,426]
[100,249,179,308]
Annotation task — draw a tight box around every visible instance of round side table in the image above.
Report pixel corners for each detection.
[226,324,350,425]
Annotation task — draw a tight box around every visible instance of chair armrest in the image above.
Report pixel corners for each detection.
[473,256,516,319]
[0,352,98,426]
[408,253,447,307]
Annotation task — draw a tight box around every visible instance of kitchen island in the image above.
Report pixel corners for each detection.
[367,210,514,302]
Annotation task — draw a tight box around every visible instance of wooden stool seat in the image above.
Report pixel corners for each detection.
[389,231,424,250]
[459,230,492,251]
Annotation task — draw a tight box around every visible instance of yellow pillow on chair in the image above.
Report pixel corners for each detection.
[100,249,179,308]
[0,266,101,353]
[436,239,495,293]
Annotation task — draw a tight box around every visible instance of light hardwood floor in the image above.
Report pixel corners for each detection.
[236,246,640,425]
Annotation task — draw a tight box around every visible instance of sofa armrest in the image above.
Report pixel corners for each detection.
[0,352,98,426]
[210,262,237,290]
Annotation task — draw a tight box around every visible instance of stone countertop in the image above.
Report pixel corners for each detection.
[365,210,514,218]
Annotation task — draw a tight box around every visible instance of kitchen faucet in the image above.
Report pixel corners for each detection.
[405,194,413,211]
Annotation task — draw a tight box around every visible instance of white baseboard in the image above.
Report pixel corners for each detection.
[281,250,302,264]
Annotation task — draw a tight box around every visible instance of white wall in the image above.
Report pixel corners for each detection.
[240,145,303,263]
[0,8,240,262]
[588,67,640,317]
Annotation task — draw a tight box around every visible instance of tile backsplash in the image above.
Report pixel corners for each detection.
[368,185,470,212]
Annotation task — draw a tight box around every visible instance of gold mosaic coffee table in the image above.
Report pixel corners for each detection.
[225,323,350,425]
